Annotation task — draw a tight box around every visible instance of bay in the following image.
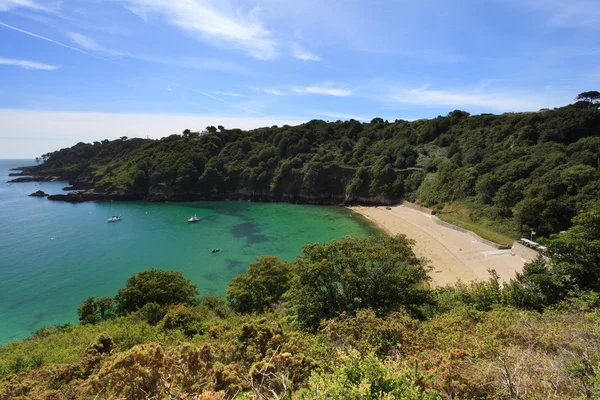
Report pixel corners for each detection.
[0,159,378,343]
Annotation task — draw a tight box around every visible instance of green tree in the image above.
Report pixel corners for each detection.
[545,208,600,292]
[575,91,600,106]
[226,256,295,313]
[114,269,199,315]
[286,236,432,330]
[77,296,116,325]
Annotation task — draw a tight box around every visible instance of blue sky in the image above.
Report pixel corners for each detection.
[1,0,599,158]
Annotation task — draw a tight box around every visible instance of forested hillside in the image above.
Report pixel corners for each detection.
[24,100,600,237]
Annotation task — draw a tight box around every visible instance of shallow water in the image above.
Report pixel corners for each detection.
[0,159,378,343]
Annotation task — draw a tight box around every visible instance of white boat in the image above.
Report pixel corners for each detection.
[106,200,123,222]
[188,215,201,223]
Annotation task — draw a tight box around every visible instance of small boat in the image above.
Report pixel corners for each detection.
[212,249,219,253]
[188,215,201,223]
[106,201,122,222]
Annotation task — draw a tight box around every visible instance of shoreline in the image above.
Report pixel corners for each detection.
[348,205,525,287]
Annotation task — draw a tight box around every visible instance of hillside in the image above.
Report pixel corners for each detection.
[2,211,600,399]
[18,102,600,239]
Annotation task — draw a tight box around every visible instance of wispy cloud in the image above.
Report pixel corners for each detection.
[312,111,370,121]
[0,0,56,13]
[66,32,129,57]
[193,90,268,116]
[0,57,57,70]
[264,88,288,96]
[292,82,354,97]
[125,0,278,60]
[214,91,245,97]
[291,44,320,61]
[0,21,90,55]
[264,82,355,97]
[383,85,560,111]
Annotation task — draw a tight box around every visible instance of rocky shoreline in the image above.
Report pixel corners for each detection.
[10,171,398,206]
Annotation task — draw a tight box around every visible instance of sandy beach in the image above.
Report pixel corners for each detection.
[349,205,525,287]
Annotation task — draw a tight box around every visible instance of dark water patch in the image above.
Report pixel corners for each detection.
[203,273,219,282]
[231,222,269,244]
[225,258,248,273]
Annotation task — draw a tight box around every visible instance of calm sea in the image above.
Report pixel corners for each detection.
[0,159,378,343]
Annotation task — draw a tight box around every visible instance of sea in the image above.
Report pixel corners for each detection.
[0,159,379,343]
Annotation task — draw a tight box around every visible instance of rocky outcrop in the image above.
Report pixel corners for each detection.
[47,191,144,203]
[8,176,53,183]
[29,190,48,197]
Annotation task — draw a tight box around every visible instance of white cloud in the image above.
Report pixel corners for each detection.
[0,58,57,70]
[0,22,89,55]
[214,91,245,97]
[291,45,320,61]
[312,111,370,122]
[384,85,563,112]
[194,90,267,116]
[264,82,354,97]
[0,109,303,158]
[124,0,278,60]
[66,32,128,57]
[66,32,102,51]
[264,88,288,96]
[0,0,55,12]
[167,87,173,91]
[292,82,354,97]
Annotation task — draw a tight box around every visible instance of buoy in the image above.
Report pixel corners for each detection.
[434,269,443,273]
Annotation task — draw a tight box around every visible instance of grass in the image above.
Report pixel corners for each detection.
[437,203,519,246]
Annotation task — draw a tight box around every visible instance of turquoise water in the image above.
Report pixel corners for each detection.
[0,160,378,343]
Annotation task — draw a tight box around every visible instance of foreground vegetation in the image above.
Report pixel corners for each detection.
[1,208,599,399]
[27,97,600,239]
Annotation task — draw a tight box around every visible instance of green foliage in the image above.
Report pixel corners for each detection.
[29,104,600,238]
[297,349,436,400]
[114,269,199,315]
[77,296,116,325]
[286,235,432,329]
[226,256,295,313]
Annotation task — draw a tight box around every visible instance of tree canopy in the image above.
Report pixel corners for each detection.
[29,99,600,238]
[114,269,198,314]
[286,235,432,329]
[226,256,295,313]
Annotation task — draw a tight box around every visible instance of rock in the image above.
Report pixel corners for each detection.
[29,190,48,197]
[8,176,52,183]
[47,193,85,203]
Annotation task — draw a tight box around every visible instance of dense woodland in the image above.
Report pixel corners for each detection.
[1,206,600,398]
[26,97,600,239]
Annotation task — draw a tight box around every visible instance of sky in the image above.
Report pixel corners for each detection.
[0,0,599,158]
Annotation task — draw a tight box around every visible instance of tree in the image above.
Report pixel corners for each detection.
[286,236,432,330]
[575,91,600,106]
[114,269,199,315]
[544,208,600,292]
[226,256,295,313]
[77,296,116,325]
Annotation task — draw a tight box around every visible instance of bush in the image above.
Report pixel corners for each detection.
[114,269,199,315]
[226,256,295,313]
